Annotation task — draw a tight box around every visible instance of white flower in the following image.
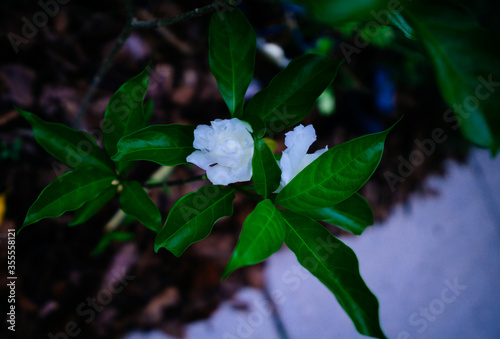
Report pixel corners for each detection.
[275,124,327,193]
[186,118,254,186]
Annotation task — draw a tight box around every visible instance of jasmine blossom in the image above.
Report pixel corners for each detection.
[276,124,327,192]
[187,118,254,186]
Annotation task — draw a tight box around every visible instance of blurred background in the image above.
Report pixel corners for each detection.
[0,0,499,338]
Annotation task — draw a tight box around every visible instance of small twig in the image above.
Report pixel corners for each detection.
[131,3,218,29]
[262,283,291,339]
[75,0,235,127]
[230,184,263,202]
[74,22,134,127]
[145,174,207,188]
[135,8,193,55]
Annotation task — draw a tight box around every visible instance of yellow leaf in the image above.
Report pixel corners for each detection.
[262,137,277,153]
[0,191,6,226]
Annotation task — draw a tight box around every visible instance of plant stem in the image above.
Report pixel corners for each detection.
[145,174,207,188]
[75,0,234,127]
[132,3,218,29]
[74,22,134,127]
[262,284,290,339]
[230,184,263,202]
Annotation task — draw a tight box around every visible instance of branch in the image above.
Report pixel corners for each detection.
[262,284,291,339]
[230,184,263,202]
[132,3,220,29]
[75,0,237,127]
[74,22,134,127]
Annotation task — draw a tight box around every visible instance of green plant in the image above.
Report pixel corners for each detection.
[293,0,500,154]
[16,4,429,339]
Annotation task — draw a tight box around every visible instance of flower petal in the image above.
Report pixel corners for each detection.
[275,124,327,193]
[188,118,255,185]
[299,146,328,172]
[186,150,215,170]
[206,165,234,186]
[193,125,216,150]
[231,152,253,182]
[282,124,317,176]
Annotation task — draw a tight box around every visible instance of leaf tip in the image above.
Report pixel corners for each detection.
[18,218,32,234]
[387,115,404,132]
[14,105,30,119]
[154,242,183,257]
[170,248,184,258]
[221,265,234,281]
[490,144,499,157]
[68,220,80,227]
[352,229,364,236]
[110,151,123,161]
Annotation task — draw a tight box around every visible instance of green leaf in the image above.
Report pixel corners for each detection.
[281,210,386,339]
[276,125,394,211]
[91,231,134,257]
[252,140,281,198]
[249,115,267,138]
[112,124,195,166]
[119,181,161,232]
[301,193,374,235]
[143,98,154,127]
[16,107,114,173]
[209,7,256,117]
[244,54,342,134]
[294,0,386,24]
[22,170,116,230]
[155,185,235,256]
[69,185,117,226]
[291,0,500,152]
[103,67,150,172]
[222,200,285,279]
[402,1,500,152]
